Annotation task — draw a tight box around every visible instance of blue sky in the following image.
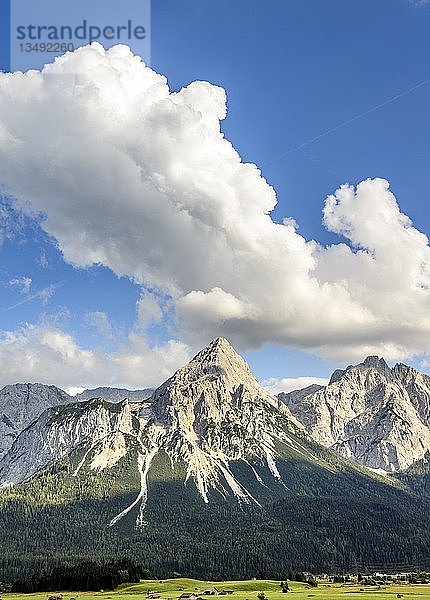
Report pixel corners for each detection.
[1,0,430,391]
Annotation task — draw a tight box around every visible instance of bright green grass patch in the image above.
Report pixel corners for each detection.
[5,578,430,600]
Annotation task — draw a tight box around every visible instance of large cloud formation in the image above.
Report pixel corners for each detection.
[0,44,430,364]
[0,321,190,391]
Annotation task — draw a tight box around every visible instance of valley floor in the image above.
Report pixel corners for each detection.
[4,578,430,600]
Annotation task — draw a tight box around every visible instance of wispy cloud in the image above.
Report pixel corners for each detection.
[38,252,49,268]
[9,276,32,295]
[4,280,65,311]
[0,201,26,246]
[0,322,191,390]
[85,310,114,339]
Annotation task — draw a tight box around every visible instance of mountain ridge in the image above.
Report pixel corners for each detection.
[0,338,310,521]
[280,355,430,471]
[75,386,153,403]
[0,383,155,462]
[2,340,430,580]
[0,382,71,458]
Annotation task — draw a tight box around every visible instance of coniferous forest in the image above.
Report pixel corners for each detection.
[2,447,430,586]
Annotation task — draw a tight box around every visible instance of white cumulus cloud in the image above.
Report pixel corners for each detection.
[0,322,191,390]
[0,44,429,362]
[67,386,85,396]
[137,292,163,327]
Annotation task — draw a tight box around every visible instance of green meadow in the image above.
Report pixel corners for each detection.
[5,578,430,600]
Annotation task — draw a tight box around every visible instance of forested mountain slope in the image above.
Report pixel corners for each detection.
[1,340,430,582]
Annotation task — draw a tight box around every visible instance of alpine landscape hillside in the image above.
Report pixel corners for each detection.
[1,339,430,582]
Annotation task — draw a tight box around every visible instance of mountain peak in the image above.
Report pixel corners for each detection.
[189,337,248,372]
[282,353,430,472]
[392,362,416,375]
[212,336,231,346]
[362,355,387,368]
[360,355,391,379]
[0,382,71,459]
[329,356,390,384]
[202,336,238,355]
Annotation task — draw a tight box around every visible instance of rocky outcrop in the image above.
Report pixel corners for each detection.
[75,387,153,403]
[0,338,307,526]
[0,398,136,487]
[0,383,71,458]
[280,357,430,471]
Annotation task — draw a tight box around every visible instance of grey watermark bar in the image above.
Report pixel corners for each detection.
[10,0,150,72]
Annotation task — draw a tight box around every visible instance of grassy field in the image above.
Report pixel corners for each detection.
[5,578,430,600]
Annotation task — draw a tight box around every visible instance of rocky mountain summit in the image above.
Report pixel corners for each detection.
[0,338,310,527]
[3,345,430,496]
[146,336,303,503]
[279,356,430,471]
[4,341,430,578]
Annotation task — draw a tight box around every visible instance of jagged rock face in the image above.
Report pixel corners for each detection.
[0,398,136,487]
[0,383,71,458]
[280,357,430,472]
[147,337,303,502]
[278,384,324,413]
[75,387,153,403]
[0,384,153,460]
[0,338,307,528]
[391,363,430,425]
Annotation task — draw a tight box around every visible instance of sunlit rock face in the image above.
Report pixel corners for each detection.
[0,383,72,458]
[280,357,430,472]
[0,338,307,527]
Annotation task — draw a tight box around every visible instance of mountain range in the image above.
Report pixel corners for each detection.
[1,339,430,581]
[0,383,152,460]
[75,387,153,404]
[279,355,430,471]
